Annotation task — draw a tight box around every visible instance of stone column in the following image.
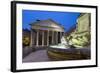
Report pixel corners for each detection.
[36,29,39,46]
[55,31,58,44]
[52,31,54,45]
[62,32,64,36]
[42,31,44,46]
[56,31,58,44]
[60,32,62,39]
[30,29,33,47]
[60,32,62,43]
[47,30,49,46]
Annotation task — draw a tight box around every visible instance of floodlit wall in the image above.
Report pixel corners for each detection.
[77,13,90,32]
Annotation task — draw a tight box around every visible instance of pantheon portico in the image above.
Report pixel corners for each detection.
[30,19,65,47]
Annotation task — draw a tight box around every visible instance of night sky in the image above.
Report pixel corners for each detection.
[22,10,80,32]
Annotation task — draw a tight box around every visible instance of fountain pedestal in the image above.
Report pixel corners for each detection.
[47,37,90,60]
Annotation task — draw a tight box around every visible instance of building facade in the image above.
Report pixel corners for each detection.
[66,13,91,47]
[22,29,30,47]
[77,13,91,33]
[30,19,65,47]
[68,13,91,37]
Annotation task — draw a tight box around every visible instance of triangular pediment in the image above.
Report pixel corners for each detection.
[30,19,64,32]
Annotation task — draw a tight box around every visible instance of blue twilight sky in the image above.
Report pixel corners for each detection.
[22,10,80,32]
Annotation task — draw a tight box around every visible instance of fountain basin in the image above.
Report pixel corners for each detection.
[47,45,90,61]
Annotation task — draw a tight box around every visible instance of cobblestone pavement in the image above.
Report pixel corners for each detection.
[22,48,90,63]
[23,49,51,63]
